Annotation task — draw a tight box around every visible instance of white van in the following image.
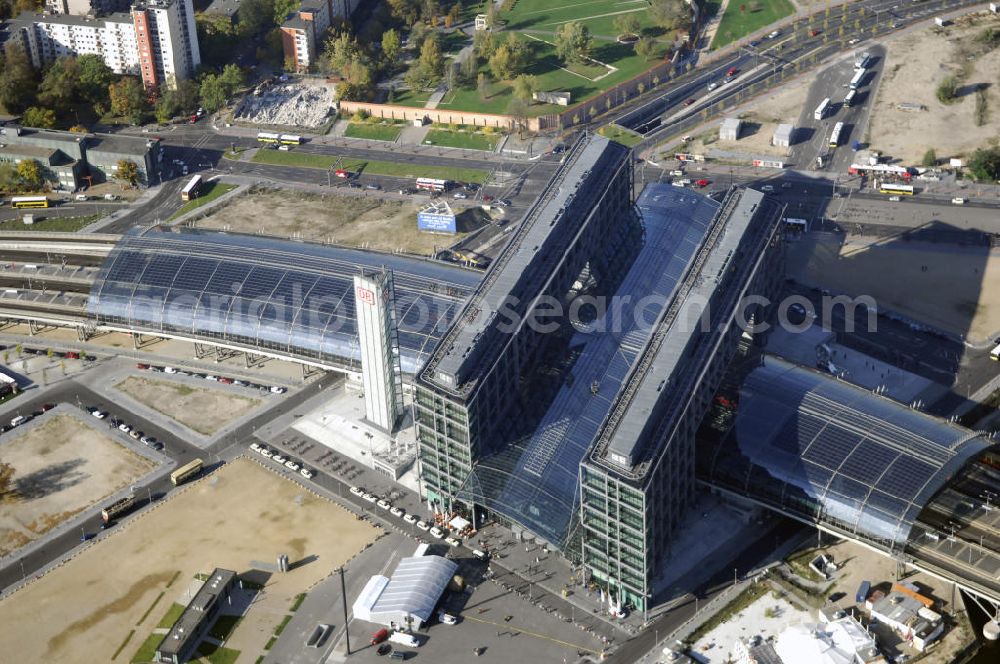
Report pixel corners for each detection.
[951,197,966,205]
[10,415,27,427]
[761,185,775,192]
[104,193,118,201]
[75,194,88,201]
[388,632,421,648]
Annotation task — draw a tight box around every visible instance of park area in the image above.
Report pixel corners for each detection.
[185,188,480,255]
[114,376,263,437]
[0,458,381,664]
[711,0,795,49]
[0,411,156,557]
[169,182,235,220]
[248,148,489,184]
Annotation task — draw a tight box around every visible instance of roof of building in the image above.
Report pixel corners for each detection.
[774,618,881,664]
[774,123,794,138]
[593,187,782,474]
[14,10,131,27]
[205,0,240,17]
[420,135,629,396]
[0,144,65,164]
[282,14,310,30]
[86,228,480,374]
[699,356,993,551]
[870,584,935,630]
[157,568,236,657]
[456,184,721,547]
[722,117,742,129]
[354,555,458,626]
[85,134,158,157]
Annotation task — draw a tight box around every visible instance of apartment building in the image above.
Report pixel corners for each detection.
[12,0,200,90]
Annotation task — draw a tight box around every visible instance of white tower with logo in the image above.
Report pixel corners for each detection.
[353,269,403,432]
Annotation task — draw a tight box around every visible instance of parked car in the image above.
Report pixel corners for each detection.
[684,98,695,106]
[389,506,405,518]
[349,486,364,496]
[376,499,391,510]
[416,520,430,531]
[300,467,314,479]
[695,179,710,188]
[438,612,458,625]
[403,513,418,524]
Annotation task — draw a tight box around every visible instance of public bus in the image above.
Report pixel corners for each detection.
[10,196,48,209]
[878,182,914,196]
[170,458,203,486]
[814,98,831,121]
[257,131,281,144]
[829,122,844,148]
[991,344,1000,361]
[849,69,866,90]
[415,177,449,193]
[843,90,857,108]
[180,174,202,202]
[783,218,808,231]
[278,134,302,145]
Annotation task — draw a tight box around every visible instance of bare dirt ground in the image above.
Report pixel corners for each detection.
[115,376,262,436]
[870,12,1000,164]
[0,412,155,557]
[0,458,380,664]
[786,235,1000,343]
[187,188,476,256]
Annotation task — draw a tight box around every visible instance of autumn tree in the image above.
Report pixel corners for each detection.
[489,32,529,79]
[555,22,592,64]
[0,43,38,113]
[512,74,537,102]
[16,159,43,190]
[614,14,640,39]
[23,106,56,128]
[650,0,691,33]
[0,462,16,503]
[382,28,401,64]
[108,77,147,124]
[635,37,659,60]
[116,159,140,187]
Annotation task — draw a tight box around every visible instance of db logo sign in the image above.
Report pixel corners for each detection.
[356,287,375,306]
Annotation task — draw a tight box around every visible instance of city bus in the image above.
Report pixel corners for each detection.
[878,182,914,196]
[170,458,203,485]
[843,90,857,108]
[257,131,281,144]
[991,344,1000,361]
[180,174,202,202]
[415,177,449,193]
[10,196,49,209]
[278,134,302,145]
[829,122,844,148]
[783,218,808,231]
[849,69,866,90]
[814,98,831,121]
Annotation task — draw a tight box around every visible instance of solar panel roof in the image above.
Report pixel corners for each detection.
[86,228,479,373]
[700,356,991,550]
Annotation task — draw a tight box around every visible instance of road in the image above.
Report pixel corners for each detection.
[0,371,330,592]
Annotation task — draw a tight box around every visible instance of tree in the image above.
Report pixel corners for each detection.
[219,63,246,96]
[239,0,277,37]
[936,75,958,104]
[387,0,420,25]
[197,12,239,67]
[77,54,115,105]
[16,159,42,190]
[460,53,478,85]
[340,60,375,100]
[0,461,16,503]
[474,29,497,60]
[117,159,140,187]
[199,74,228,112]
[175,79,201,113]
[477,72,489,101]
[39,56,81,114]
[507,97,528,137]
[921,148,937,168]
[108,77,147,124]
[512,74,537,102]
[0,164,18,193]
[272,0,297,28]
[418,35,444,79]
[0,43,38,113]
[635,37,659,60]
[555,22,592,64]
[614,14,640,39]
[968,146,1000,181]
[489,32,529,79]
[324,31,366,77]
[155,90,179,123]
[68,124,88,133]
[382,28,401,64]
[23,106,56,129]
[650,0,691,33]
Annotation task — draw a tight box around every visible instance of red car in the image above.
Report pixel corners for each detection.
[684,98,695,106]
[136,363,150,370]
[371,629,389,645]
[809,29,821,37]
[695,179,710,188]
[334,169,349,178]
[727,67,738,77]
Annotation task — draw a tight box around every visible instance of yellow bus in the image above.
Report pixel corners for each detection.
[878,183,914,196]
[170,458,203,485]
[11,196,48,208]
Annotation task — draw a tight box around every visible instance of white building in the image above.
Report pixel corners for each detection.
[773,124,794,148]
[773,616,886,664]
[352,553,458,629]
[721,118,743,141]
[14,0,200,90]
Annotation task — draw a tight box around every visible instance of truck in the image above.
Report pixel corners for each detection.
[388,631,421,647]
[101,494,137,523]
[854,52,871,70]
[856,580,871,603]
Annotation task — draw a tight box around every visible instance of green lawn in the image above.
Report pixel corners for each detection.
[390,87,432,106]
[501,0,662,40]
[424,129,498,151]
[156,603,186,629]
[598,123,642,147]
[344,122,402,142]
[251,149,490,183]
[273,614,292,637]
[195,641,241,664]
[0,214,100,232]
[169,182,236,220]
[711,0,795,49]
[130,633,164,664]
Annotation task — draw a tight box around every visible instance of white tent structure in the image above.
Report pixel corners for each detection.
[352,555,458,628]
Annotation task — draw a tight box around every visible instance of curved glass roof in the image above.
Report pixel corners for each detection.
[86,229,479,373]
[457,185,720,548]
[699,357,991,552]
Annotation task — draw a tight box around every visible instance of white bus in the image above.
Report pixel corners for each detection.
[878,182,914,196]
[256,132,281,143]
[783,218,808,231]
[843,90,857,108]
[181,174,202,202]
[10,196,48,209]
[991,344,1000,361]
[829,122,844,148]
[415,177,449,192]
[278,134,302,145]
[814,98,831,121]
[849,69,866,90]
